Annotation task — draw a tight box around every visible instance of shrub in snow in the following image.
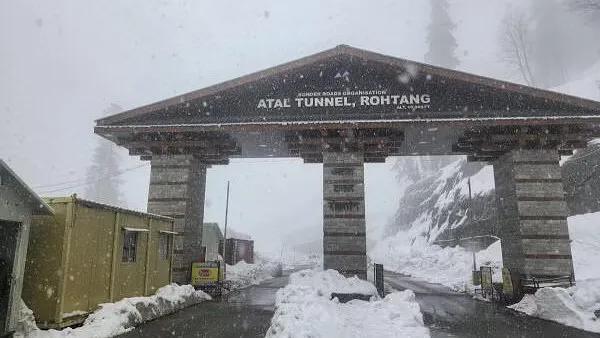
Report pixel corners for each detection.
[266,269,429,338]
[15,284,211,338]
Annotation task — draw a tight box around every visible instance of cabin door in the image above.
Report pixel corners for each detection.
[0,220,20,334]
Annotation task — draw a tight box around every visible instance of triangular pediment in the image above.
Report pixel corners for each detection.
[97,45,600,128]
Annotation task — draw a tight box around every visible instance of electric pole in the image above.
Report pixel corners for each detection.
[223,181,230,278]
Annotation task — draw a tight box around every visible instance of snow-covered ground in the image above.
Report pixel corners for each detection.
[266,269,430,338]
[372,210,600,333]
[282,253,322,270]
[226,259,281,290]
[370,233,502,292]
[508,211,600,333]
[15,284,211,338]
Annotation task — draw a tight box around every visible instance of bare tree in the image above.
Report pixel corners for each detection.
[500,9,536,86]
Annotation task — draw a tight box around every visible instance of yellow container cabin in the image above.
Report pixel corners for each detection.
[22,195,176,329]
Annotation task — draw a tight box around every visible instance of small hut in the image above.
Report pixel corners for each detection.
[0,160,53,336]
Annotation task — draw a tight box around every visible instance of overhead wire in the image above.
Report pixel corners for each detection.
[34,158,307,194]
[37,163,149,194]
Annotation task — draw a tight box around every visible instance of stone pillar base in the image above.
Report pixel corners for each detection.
[322,152,367,280]
[493,149,574,281]
[147,155,207,284]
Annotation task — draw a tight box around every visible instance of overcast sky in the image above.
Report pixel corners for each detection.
[1,0,522,254]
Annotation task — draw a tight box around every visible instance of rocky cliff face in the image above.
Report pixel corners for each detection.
[563,143,600,216]
[386,150,600,245]
[386,157,496,244]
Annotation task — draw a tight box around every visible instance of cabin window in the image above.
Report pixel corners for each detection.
[122,231,138,263]
[159,233,172,260]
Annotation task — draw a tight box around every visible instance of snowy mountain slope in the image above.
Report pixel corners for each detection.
[553,61,600,102]
[386,158,495,244]
[385,60,600,245]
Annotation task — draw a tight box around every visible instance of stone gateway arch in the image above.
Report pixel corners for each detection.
[95,45,600,284]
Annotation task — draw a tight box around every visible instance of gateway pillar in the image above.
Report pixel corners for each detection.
[322,152,367,280]
[147,155,207,284]
[493,149,574,282]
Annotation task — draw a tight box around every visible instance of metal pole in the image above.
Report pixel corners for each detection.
[223,181,230,279]
[467,177,472,215]
[467,177,476,271]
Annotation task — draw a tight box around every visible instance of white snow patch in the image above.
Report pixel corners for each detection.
[552,61,600,101]
[509,284,600,333]
[226,228,252,240]
[266,269,429,338]
[505,211,600,333]
[15,284,211,338]
[227,260,278,289]
[568,211,600,281]
[371,232,503,292]
[465,165,494,195]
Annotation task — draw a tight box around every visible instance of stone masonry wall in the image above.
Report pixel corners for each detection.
[493,149,574,279]
[322,151,367,280]
[147,155,207,284]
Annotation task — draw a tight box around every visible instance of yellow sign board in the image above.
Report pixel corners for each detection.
[191,261,220,285]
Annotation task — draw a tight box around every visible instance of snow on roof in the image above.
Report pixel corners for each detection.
[226,228,252,240]
[95,114,600,133]
[97,45,600,128]
[43,195,173,221]
[0,159,53,215]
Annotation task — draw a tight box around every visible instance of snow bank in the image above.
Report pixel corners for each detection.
[16,284,211,338]
[568,211,600,281]
[266,269,429,338]
[372,209,599,288]
[370,233,502,292]
[509,282,600,333]
[227,260,279,289]
[509,211,600,333]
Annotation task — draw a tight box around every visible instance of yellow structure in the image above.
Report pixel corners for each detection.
[191,261,222,285]
[22,195,175,329]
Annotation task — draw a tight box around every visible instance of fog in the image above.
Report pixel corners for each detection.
[1,0,597,254]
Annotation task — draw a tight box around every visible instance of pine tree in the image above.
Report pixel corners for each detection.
[84,103,125,207]
[425,0,459,69]
[529,0,570,88]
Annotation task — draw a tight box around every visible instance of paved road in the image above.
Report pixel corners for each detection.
[119,276,287,338]
[120,269,599,338]
[385,271,600,338]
